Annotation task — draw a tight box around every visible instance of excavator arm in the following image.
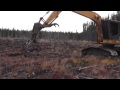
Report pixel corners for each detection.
[41,11,103,43]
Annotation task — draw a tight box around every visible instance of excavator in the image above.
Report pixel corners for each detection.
[24,11,120,56]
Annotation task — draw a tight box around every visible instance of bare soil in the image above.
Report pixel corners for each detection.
[0,38,120,79]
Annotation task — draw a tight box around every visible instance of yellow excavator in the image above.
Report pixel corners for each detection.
[27,11,120,56]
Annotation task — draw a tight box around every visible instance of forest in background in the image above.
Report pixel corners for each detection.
[0,11,120,41]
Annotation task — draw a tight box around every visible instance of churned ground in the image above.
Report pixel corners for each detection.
[0,38,120,79]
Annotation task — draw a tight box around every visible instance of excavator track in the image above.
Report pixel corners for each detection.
[81,47,119,57]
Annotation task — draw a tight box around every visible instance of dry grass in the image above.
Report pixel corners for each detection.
[40,58,70,73]
[1,39,120,79]
[100,58,120,65]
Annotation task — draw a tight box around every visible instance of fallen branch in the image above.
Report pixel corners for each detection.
[106,65,120,69]
[78,75,94,79]
[111,69,120,73]
[78,73,99,79]
[78,65,98,71]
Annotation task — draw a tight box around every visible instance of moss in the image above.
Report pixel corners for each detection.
[101,58,119,65]
[72,50,81,58]
[71,58,87,65]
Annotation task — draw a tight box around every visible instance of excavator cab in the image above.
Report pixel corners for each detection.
[102,20,120,40]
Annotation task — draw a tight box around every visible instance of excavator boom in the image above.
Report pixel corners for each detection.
[43,11,62,25]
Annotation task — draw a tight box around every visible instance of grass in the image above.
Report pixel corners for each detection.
[1,38,120,79]
[100,58,120,65]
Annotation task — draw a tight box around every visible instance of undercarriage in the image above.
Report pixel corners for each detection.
[81,44,120,57]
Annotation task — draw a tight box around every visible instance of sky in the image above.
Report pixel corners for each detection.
[0,11,117,33]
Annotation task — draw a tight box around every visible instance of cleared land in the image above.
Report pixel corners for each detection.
[0,38,120,79]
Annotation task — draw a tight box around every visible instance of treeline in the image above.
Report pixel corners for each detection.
[0,11,120,41]
[0,28,81,40]
[0,28,31,39]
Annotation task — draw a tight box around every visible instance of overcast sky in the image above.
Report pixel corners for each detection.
[0,11,117,33]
